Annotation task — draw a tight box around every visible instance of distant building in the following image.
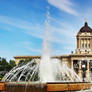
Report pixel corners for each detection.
[14,22,92,81]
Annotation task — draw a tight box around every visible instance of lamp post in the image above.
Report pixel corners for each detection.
[82,64,86,82]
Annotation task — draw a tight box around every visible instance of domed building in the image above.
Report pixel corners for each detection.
[76,22,92,54]
[60,22,92,81]
[14,21,92,81]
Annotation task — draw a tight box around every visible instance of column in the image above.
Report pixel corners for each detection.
[86,38,87,48]
[79,38,81,48]
[87,60,89,71]
[78,60,82,78]
[15,59,19,65]
[90,38,92,48]
[71,60,73,70]
[77,38,79,48]
[85,38,87,48]
[82,39,84,48]
[87,38,88,48]
[78,38,81,54]
[87,38,89,48]
[81,39,83,48]
[86,60,90,81]
[84,39,86,48]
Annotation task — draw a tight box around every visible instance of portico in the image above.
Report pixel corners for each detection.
[60,21,92,81]
[71,56,92,81]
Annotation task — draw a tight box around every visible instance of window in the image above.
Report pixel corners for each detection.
[90,60,92,71]
[82,43,84,48]
[85,44,87,48]
[88,44,90,48]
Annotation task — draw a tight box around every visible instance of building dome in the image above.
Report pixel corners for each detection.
[79,22,92,33]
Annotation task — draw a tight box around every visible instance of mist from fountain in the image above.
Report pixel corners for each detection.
[2,7,82,83]
[39,7,54,82]
[2,58,82,82]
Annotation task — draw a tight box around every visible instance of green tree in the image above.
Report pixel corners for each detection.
[0,58,16,78]
[9,60,16,69]
[0,58,9,71]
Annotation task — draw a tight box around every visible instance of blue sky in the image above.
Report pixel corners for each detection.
[0,0,92,61]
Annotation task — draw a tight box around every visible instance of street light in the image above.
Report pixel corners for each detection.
[82,64,86,68]
[82,64,86,82]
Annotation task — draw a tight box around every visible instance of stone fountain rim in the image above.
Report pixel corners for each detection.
[1,81,91,85]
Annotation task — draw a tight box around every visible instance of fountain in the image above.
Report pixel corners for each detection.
[0,7,91,92]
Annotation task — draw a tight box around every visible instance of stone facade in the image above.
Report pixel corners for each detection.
[14,22,92,81]
[14,56,40,65]
[60,22,92,81]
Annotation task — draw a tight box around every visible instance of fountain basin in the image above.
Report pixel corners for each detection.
[0,82,7,91]
[0,82,91,92]
[47,82,91,91]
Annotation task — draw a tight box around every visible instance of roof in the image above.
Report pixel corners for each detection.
[14,56,61,59]
[79,22,92,33]
[14,56,40,59]
[14,54,92,60]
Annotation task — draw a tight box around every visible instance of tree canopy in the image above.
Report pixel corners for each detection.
[0,57,16,78]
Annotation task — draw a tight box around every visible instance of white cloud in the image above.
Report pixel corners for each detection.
[0,15,76,45]
[26,48,41,53]
[0,15,45,38]
[49,17,77,44]
[79,8,92,26]
[0,15,77,52]
[47,0,78,16]
[16,41,42,53]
